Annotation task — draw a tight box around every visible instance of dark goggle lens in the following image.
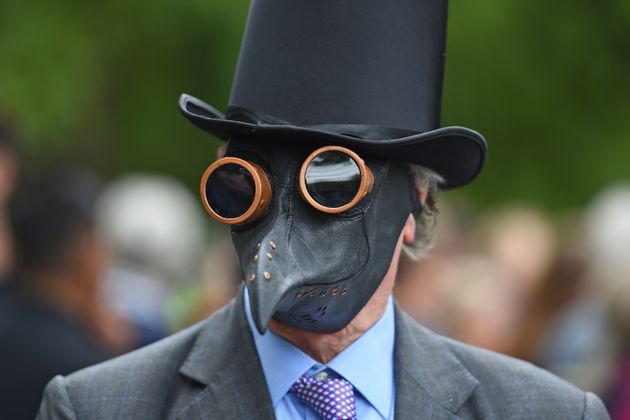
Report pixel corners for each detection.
[304,151,361,208]
[205,163,255,219]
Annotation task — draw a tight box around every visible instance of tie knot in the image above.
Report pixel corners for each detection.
[291,373,357,419]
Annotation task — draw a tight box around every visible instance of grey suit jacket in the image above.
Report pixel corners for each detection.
[38,292,609,419]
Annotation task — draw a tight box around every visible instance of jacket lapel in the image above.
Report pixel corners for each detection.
[176,290,275,420]
[394,306,479,420]
[173,291,478,419]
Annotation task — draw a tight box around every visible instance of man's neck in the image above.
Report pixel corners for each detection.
[268,293,390,364]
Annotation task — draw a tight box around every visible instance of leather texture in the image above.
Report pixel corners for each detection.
[37,292,610,420]
[226,138,416,333]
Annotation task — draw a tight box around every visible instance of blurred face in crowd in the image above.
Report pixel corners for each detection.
[9,171,109,300]
[66,227,110,294]
[0,144,18,280]
[0,145,18,206]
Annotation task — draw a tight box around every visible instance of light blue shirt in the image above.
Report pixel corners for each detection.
[244,288,396,419]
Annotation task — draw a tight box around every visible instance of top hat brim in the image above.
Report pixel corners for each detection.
[179,94,487,189]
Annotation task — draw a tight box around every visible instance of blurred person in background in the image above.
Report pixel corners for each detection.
[473,206,557,301]
[522,246,612,395]
[0,169,132,420]
[172,237,241,329]
[468,207,564,357]
[0,117,20,283]
[395,198,469,333]
[584,185,630,419]
[433,255,523,355]
[397,205,558,356]
[96,173,207,344]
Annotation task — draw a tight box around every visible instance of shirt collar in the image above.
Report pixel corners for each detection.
[244,288,395,419]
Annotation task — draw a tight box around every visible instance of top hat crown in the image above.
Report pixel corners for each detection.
[180,0,487,188]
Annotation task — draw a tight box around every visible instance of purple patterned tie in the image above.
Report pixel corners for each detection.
[291,373,358,419]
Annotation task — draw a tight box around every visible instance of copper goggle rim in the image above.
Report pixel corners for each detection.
[200,157,271,225]
[299,145,374,214]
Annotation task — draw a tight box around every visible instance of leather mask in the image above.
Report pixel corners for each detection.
[226,137,419,333]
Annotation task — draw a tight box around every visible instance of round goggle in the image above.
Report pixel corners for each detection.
[200,145,374,226]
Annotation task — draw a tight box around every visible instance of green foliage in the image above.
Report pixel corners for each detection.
[0,0,249,181]
[444,0,630,209]
[0,0,628,210]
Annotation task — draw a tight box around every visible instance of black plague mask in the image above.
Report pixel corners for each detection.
[224,138,419,333]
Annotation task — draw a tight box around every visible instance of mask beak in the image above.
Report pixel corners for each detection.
[246,275,294,334]
[235,196,374,333]
[241,230,298,334]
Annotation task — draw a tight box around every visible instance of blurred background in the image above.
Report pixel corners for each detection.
[0,0,629,418]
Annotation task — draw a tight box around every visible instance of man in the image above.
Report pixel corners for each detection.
[1,170,117,420]
[38,0,609,419]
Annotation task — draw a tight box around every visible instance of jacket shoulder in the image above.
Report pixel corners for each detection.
[70,320,201,385]
[440,336,609,419]
[37,305,233,420]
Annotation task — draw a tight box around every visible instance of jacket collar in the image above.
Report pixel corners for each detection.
[394,305,479,418]
[175,291,478,419]
[177,289,275,419]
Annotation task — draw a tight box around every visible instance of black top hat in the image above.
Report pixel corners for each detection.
[180,0,486,188]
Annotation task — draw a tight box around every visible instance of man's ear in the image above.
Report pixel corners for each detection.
[411,184,428,218]
[417,185,429,206]
[403,214,416,245]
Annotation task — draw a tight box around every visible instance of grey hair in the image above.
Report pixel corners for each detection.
[402,165,443,260]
